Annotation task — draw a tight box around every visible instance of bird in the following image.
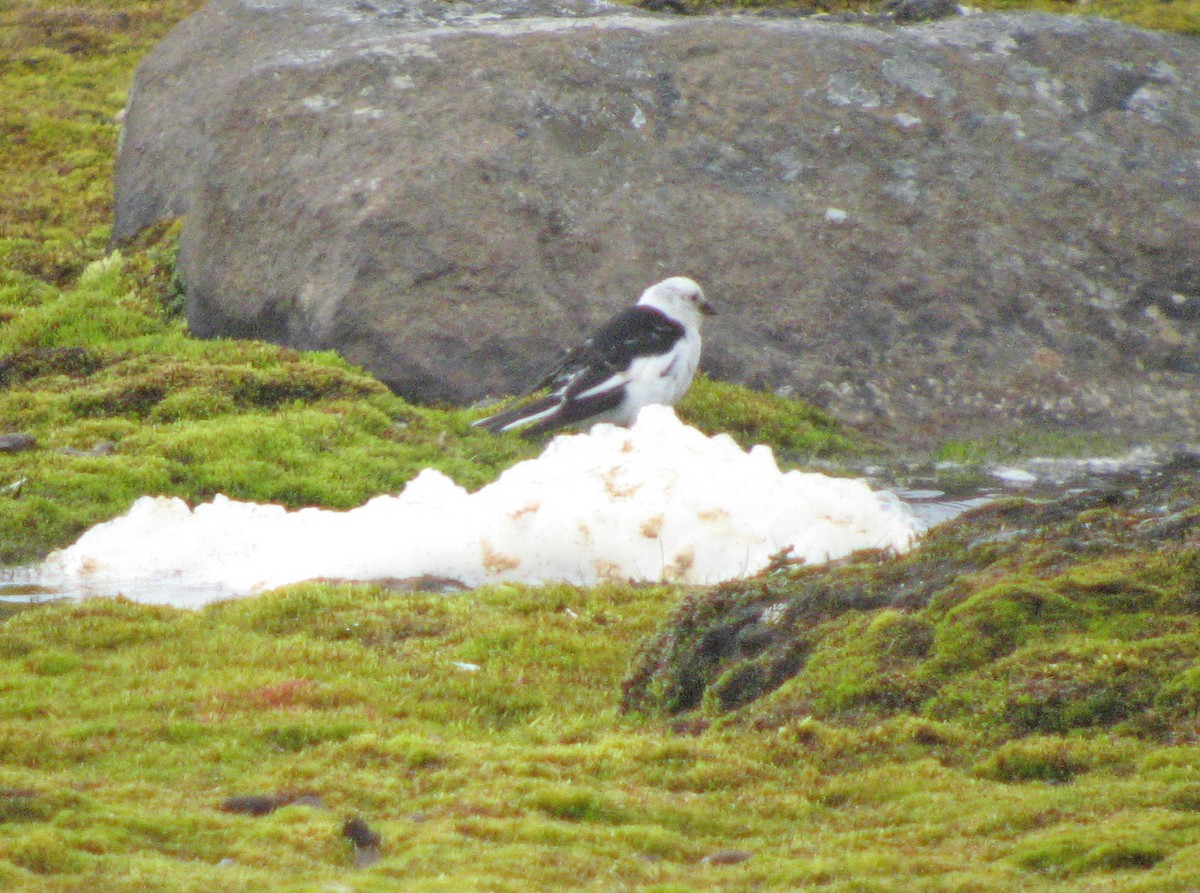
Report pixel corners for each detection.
[473,276,715,437]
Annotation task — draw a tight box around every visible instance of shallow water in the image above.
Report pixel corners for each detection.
[0,576,244,609]
[891,489,995,528]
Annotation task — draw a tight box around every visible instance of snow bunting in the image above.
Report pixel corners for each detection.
[474,276,714,437]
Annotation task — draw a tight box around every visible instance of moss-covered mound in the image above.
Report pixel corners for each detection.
[623,454,1200,741]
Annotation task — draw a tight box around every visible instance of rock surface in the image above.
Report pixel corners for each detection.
[112,0,1200,446]
[0,434,36,454]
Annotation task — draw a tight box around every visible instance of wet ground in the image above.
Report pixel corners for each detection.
[867,445,1175,527]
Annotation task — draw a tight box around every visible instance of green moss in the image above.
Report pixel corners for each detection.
[1000,647,1161,735]
[261,720,365,752]
[725,610,935,720]
[1014,832,1169,876]
[0,788,68,824]
[1165,783,1200,811]
[973,0,1200,36]
[1154,666,1200,727]
[0,2,207,282]
[523,785,629,823]
[4,826,91,875]
[25,650,83,677]
[147,387,238,422]
[677,374,857,458]
[975,736,1101,784]
[1,583,1199,889]
[927,581,1087,673]
[0,345,106,386]
[934,429,1132,465]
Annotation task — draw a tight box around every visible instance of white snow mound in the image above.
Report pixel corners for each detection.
[37,406,922,605]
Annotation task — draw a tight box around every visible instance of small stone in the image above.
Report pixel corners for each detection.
[0,433,36,453]
[219,791,324,816]
[219,795,282,816]
[701,849,754,865]
[343,816,382,849]
[288,794,326,810]
[343,816,383,868]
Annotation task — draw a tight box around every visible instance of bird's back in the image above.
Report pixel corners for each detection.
[535,306,685,398]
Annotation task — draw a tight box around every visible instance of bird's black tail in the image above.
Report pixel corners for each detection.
[472,394,563,436]
[473,386,626,438]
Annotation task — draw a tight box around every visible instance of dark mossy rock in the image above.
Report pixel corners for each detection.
[622,452,1200,740]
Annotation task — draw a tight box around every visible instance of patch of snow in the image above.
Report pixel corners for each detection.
[34,408,921,607]
[992,467,1038,484]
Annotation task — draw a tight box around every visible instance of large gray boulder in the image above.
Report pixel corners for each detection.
[113,0,1200,446]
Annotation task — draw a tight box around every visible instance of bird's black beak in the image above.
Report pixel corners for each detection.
[700,301,717,317]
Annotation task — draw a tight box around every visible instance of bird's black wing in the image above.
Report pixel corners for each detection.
[531,306,685,398]
[475,307,686,437]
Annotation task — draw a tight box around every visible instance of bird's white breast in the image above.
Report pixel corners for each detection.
[615,327,702,425]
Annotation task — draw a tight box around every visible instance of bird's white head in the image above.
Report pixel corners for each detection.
[637,276,716,328]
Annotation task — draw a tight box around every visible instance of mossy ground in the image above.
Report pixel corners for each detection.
[4,0,1200,890]
[4,582,1200,892]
